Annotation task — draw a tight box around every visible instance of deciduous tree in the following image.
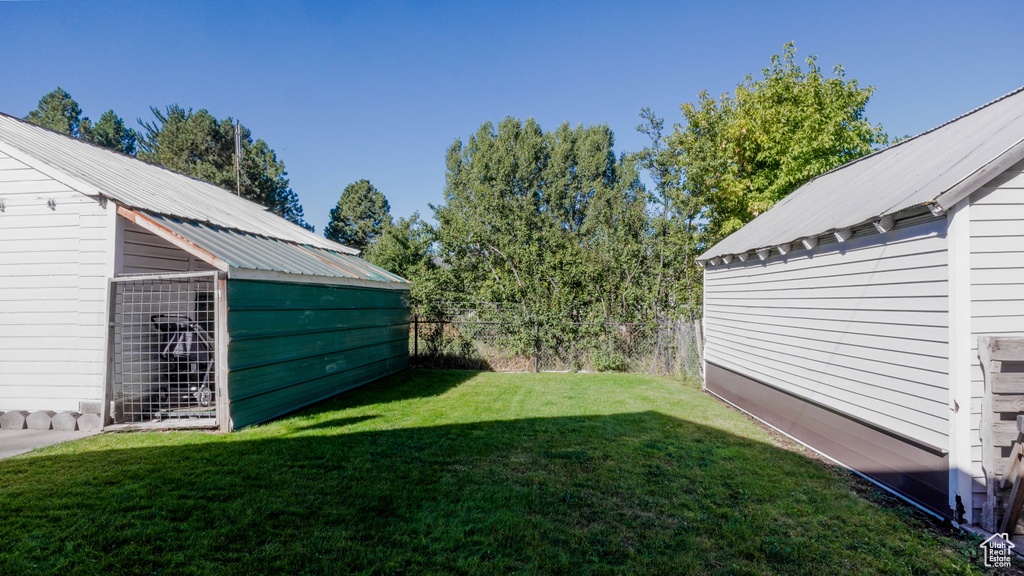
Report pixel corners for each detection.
[634,43,889,316]
[668,42,888,249]
[363,212,438,306]
[433,117,652,325]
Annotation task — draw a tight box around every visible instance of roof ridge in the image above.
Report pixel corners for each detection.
[0,110,218,182]
[0,110,358,255]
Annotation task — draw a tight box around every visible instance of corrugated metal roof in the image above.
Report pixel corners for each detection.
[0,112,358,255]
[700,86,1024,262]
[137,211,408,284]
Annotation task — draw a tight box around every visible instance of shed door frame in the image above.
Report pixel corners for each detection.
[104,271,227,430]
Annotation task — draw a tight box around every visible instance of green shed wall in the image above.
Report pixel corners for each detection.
[226,279,409,429]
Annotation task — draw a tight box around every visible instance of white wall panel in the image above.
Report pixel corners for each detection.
[968,158,1024,520]
[0,153,114,412]
[703,218,949,450]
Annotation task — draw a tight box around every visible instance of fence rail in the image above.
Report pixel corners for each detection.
[409,313,702,379]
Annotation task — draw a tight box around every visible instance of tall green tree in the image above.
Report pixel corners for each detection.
[84,110,137,155]
[324,179,392,250]
[137,105,312,230]
[434,117,651,325]
[25,87,90,137]
[668,42,888,249]
[633,43,889,317]
[25,89,137,154]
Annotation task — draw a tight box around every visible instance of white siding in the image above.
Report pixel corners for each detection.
[703,218,949,450]
[0,151,114,411]
[968,158,1024,519]
[119,219,216,274]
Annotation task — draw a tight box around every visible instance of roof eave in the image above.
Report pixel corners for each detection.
[932,136,1024,213]
[698,137,1024,266]
[118,207,230,271]
[226,267,411,291]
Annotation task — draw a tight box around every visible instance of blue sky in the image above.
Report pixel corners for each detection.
[1,0,1022,233]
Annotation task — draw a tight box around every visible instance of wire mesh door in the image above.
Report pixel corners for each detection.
[109,272,220,425]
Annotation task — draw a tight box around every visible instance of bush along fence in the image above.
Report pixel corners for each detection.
[409,303,703,378]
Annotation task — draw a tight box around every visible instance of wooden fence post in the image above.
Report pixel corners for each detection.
[663,322,672,375]
[533,322,540,373]
[413,314,418,358]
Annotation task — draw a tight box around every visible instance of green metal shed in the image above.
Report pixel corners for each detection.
[110,209,411,432]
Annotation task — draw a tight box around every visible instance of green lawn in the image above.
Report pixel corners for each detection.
[0,370,994,575]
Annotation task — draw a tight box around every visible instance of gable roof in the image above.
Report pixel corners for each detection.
[699,86,1024,263]
[0,111,356,255]
[0,112,409,287]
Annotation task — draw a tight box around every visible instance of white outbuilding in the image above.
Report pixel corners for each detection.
[0,113,409,433]
[698,86,1024,529]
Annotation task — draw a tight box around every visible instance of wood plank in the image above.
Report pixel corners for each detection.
[705,237,945,279]
[988,338,1024,362]
[706,362,951,516]
[993,421,1024,447]
[971,316,1024,333]
[1002,442,1024,489]
[993,374,1024,394]
[1001,462,1024,534]
[992,396,1024,412]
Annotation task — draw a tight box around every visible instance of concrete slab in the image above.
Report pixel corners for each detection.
[0,429,100,460]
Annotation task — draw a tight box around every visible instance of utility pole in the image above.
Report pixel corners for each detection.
[234,120,242,196]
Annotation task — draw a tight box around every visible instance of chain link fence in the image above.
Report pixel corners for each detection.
[410,304,703,378]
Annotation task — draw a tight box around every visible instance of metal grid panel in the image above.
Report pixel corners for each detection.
[111,272,219,424]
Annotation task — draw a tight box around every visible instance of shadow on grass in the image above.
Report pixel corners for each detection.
[0,410,979,575]
[292,414,380,431]
[294,368,481,414]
